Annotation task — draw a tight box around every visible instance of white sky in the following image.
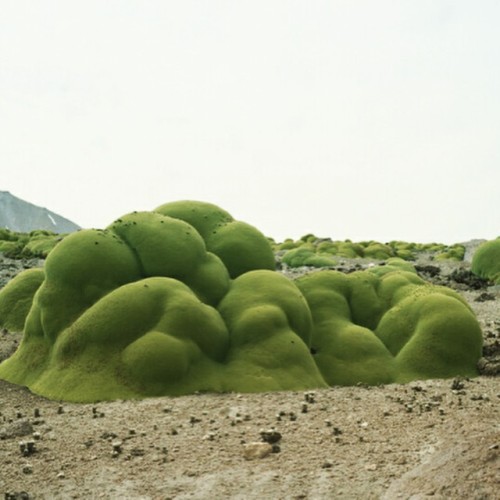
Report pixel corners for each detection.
[1,1,499,243]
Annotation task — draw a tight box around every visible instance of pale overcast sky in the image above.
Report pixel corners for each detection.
[1,1,499,243]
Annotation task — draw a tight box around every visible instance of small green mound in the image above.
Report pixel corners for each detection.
[0,228,64,258]
[281,247,337,268]
[471,238,500,284]
[0,268,45,332]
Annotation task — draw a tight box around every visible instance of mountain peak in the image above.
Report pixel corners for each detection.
[0,191,81,234]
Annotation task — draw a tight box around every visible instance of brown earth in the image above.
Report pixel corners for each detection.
[0,252,499,499]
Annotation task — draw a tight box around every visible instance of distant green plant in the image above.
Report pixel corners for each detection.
[0,228,63,258]
[281,247,337,268]
[434,244,465,262]
[471,238,500,284]
[272,237,466,265]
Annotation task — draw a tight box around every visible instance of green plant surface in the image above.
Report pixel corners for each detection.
[218,270,326,393]
[0,201,484,402]
[296,264,482,386]
[23,234,62,258]
[281,247,336,268]
[471,238,500,284]
[155,200,275,278]
[0,229,65,258]
[363,242,394,260]
[434,244,465,262]
[0,202,313,401]
[108,211,230,306]
[0,268,45,332]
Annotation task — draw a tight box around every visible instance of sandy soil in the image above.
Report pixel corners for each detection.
[0,251,499,499]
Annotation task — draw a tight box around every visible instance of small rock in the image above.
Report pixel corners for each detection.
[243,442,273,460]
[304,391,316,403]
[19,440,36,456]
[451,378,465,391]
[22,464,33,474]
[260,429,282,444]
[130,448,145,457]
[202,432,217,441]
[111,440,123,457]
[5,492,31,500]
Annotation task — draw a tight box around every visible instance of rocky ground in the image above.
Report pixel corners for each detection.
[0,246,499,499]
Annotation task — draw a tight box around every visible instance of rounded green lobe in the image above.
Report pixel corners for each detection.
[471,238,500,284]
[0,268,45,332]
[155,200,275,278]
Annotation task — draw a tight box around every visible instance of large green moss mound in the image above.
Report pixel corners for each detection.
[296,263,482,385]
[471,238,500,284]
[0,201,484,402]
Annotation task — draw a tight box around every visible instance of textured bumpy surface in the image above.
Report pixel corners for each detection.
[297,259,483,386]
[471,238,500,284]
[0,202,484,402]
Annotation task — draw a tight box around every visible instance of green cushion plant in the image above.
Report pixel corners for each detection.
[471,238,500,284]
[0,268,45,332]
[296,262,482,385]
[0,201,484,402]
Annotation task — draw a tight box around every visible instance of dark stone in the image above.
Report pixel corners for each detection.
[260,429,282,444]
[450,269,491,290]
[475,292,496,302]
[5,492,31,500]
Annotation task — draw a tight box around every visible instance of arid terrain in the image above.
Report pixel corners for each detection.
[0,247,499,499]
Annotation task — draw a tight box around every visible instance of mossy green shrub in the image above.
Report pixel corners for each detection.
[0,240,24,257]
[0,202,324,401]
[0,201,484,402]
[273,239,301,251]
[434,244,465,262]
[296,263,482,385]
[23,233,62,258]
[281,247,337,268]
[0,228,19,242]
[217,270,326,393]
[362,242,394,260]
[471,238,500,284]
[0,231,29,258]
[155,200,275,278]
[0,268,45,332]
[0,229,63,258]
